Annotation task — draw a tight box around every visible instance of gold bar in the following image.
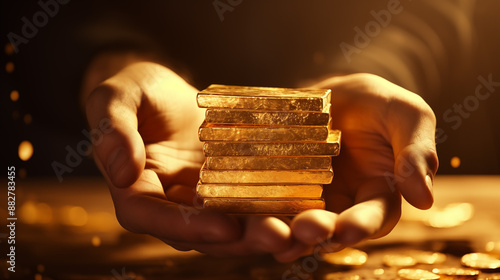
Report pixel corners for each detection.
[206,156,332,170]
[200,164,333,184]
[199,122,330,142]
[205,107,330,126]
[203,198,325,214]
[197,84,331,112]
[203,130,341,157]
[196,182,323,198]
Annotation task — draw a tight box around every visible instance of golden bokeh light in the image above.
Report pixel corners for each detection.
[20,201,53,224]
[61,206,88,226]
[24,114,32,124]
[10,90,19,102]
[19,201,37,224]
[6,62,14,73]
[5,43,14,55]
[18,140,34,161]
[450,156,461,168]
[91,236,102,247]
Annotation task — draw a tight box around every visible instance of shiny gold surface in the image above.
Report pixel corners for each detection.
[196,182,323,198]
[461,253,500,270]
[432,268,480,280]
[206,156,332,170]
[397,269,440,280]
[199,122,330,142]
[202,198,325,214]
[204,107,330,125]
[405,250,447,265]
[203,130,340,156]
[200,164,333,184]
[322,248,368,267]
[200,163,333,184]
[382,254,417,267]
[197,84,331,112]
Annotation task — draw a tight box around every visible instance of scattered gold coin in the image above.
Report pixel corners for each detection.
[462,253,500,270]
[322,248,368,267]
[383,254,417,267]
[398,268,440,280]
[432,267,480,280]
[406,250,447,265]
[479,274,500,280]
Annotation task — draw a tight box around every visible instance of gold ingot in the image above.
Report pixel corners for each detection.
[197,84,331,112]
[202,198,325,214]
[206,156,332,170]
[405,250,447,265]
[397,269,440,280]
[196,182,323,198]
[203,130,340,157]
[322,248,368,267]
[200,164,333,184]
[204,107,330,126]
[383,254,417,267]
[431,268,480,280]
[199,122,330,142]
[461,253,500,270]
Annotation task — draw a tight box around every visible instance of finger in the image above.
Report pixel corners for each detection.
[386,87,439,209]
[110,169,242,243]
[273,242,313,263]
[290,209,337,245]
[163,215,293,257]
[333,177,401,245]
[86,75,145,188]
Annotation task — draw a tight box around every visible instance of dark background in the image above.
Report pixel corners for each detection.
[2,0,500,179]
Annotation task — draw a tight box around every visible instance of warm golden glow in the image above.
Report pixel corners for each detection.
[18,140,34,161]
[10,90,19,102]
[451,156,461,168]
[61,206,88,226]
[5,62,14,73]
[20,201,53,224]
[19,201,38,224]
[91,236,102,247]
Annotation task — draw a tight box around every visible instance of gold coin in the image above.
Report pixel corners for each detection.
[322,248,368,267]
[406,250,447,264]
[462,253,500,270]
[397,268,440,280]
[432,267,480,280]
[383,254,417,267]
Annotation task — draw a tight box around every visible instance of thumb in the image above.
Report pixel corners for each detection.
[387,92,439,210]
[86,76,146,188]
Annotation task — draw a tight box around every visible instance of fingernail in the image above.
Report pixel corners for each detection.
[425,174,433,195]
[107,147,129,181]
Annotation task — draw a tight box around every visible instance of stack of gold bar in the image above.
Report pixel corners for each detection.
[196,84,341,215]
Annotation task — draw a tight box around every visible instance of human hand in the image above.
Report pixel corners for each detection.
[274,73,439,262]
[85,62,294,256]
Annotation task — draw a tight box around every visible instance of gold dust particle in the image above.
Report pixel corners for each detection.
[6,62,14,73]
[451,156,461,168]
[37,264,45,273]
[91,236,101,247]
[34,273,42,280]
[18,140,34,161]
[10,90,19,102]
[5,43,14,55]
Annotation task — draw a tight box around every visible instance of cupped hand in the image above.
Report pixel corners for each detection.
[274,73,439,262]
[85,62,293,256]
